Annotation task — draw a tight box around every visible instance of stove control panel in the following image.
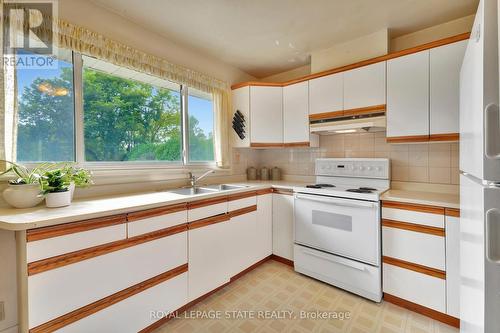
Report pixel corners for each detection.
[315,158,390,179]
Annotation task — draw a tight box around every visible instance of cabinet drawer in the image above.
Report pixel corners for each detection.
[228,195,257,211]
[128,210,187,237]
[188,199,228,222]
[382,207,444,228]
[28,232,187,329]
[58,272,187,333]
[383,263,446,312]
[27,223,127,263]
[382,227,445,270]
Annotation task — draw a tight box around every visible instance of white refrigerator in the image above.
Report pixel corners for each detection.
[459,0,500,332]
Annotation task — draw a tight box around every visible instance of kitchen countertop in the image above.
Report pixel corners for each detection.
[0,181,306,231]
[381,189,460,209]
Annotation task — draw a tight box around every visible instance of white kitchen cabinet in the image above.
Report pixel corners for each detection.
[231,86,250,148]
[383,263,446,313]
[250,86,283,144]
[188,220,231,301]
[256,193,273,261]
[343,62,386,110]
[387,50,430,139]
[430,40,467,136]
[445,215,460,318]
[227,211,258,276]
[59,273,187,333]
[283,81,318,146]
[188,200,228,222]
[382,227,445,270]
[272,192,294,260]
[28,232,187,329]
[309,73,343,116]
[27,222,126,263]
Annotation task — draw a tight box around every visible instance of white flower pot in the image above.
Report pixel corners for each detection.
[2,183,43,209]
[45,191,71,208]
[69,182,76,200]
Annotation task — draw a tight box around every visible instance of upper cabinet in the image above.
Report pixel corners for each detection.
[231,86,250,148]
[309,72,343,116]
[283,81,319,146]
[343,62,386,110]
[387,50,430,141]
[430,40,467,139]
[250,86,283,145]
[232,36,468,145]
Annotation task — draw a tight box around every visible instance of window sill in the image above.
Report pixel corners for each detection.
[0,164,233,187]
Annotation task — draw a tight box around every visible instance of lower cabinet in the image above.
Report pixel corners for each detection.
[256,192,273,261]
[58,272,188,333]
[188,215,232,302]
[445,215,460,318]
[272,192,294,260]
[227,209,258,277]
[383,263,446,312]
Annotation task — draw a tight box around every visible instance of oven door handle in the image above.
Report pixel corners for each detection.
[294,194,376,209]
[301,248,367,271]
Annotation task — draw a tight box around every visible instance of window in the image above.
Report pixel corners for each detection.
[187,89,214,162]
[12,52,216,167]
[82,56,182,162]
[16,49,75,162]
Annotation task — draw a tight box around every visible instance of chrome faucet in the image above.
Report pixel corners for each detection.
[188,170,215,187]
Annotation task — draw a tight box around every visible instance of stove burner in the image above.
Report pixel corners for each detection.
[306,183,336,189]
[359,187,377,191]
[346,188,375,193]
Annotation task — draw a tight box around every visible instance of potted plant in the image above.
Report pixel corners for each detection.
[41,169,72,208]
[63,165,93,199]
[0,161,49,208]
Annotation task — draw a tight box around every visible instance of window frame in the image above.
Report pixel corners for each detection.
[69,52,216,170]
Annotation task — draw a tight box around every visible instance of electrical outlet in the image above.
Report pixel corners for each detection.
[0,301,4,321]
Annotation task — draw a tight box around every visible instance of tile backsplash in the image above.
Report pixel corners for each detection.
[246,131,459,185]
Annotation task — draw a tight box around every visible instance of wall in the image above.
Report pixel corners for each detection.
[259,65,311,83]
[310,29,389,73]
[257,132,459,186]
[390,15,474,52]
[58,0,255,85]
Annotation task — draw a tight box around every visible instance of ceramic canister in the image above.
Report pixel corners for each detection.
[260,167,269,180]
[247,167,257,180]
[271,167,281,180]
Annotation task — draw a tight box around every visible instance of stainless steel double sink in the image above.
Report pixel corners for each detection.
[167,184,249,196]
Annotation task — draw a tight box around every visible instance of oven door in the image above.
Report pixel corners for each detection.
[294,192,380,265]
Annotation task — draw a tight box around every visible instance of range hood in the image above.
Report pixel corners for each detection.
[310,114,386,135]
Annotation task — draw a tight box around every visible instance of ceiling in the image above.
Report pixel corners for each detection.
[90,0,478,78]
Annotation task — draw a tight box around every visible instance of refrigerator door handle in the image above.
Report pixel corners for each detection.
[484,103,500,159]
[486,208,500,264]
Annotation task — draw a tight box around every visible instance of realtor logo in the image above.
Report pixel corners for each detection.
[2,0,56,55]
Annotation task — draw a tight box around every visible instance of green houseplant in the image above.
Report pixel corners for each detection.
[41,169,72,208]
[0,161,53,208]
[62,165,93,199]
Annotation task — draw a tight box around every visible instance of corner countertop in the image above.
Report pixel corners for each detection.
[0,181,306,231]
[381,189,460,209]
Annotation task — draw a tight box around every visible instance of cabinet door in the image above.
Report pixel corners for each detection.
[430,41,467,136]
[227,211,258,276]
[231,86,250,148]
[283,81,310,144]
[272,193,294,260]
[387,50,429,138]
[344,62,386,110]
[309,73,343,115]
[256,193,272,261]
[188,221,231,301]
[250,86,283,144]
[445,215,460,317]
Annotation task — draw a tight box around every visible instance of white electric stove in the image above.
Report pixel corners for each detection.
[292,158,390,302]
